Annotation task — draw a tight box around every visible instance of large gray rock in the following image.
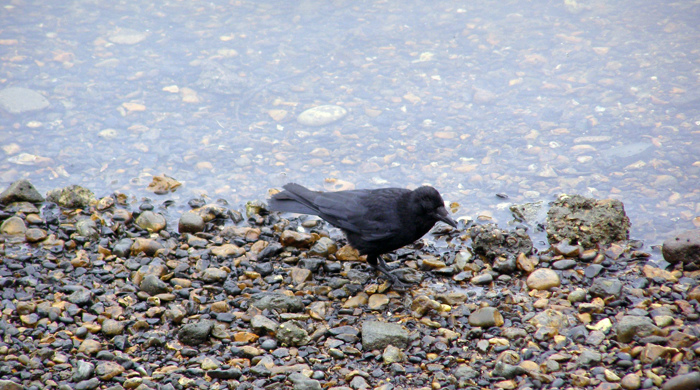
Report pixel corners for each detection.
[662,230,700,266]
[546,194,630,248]
[0,179,44,204]
[46,185,95,209]
[470,224,533,262]
[361,321,409,351]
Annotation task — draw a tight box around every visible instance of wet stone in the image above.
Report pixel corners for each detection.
[584,264,604,278]
[568,288,587,303]
[290,267,312,284]
[276,321,309,347]
[72,360,95,382]
[621,373,641,390]
[208,369,242,380]
[210,243,246,258]
[368,294,389,310]
[662,372,700,390]
[552,259,577,270]
[250,293,304,313]
[112,238,133,258]
[526,268,560,290]
[0,179,44,203]
[101,319,124,336]
[135,211,167,233]
[589,278,622,299]
[178,211,205,234]
[546,194,630,248]
[46,185,95,209]
[361,321,409,350]
[662,230,700,266]
[250,314,279,334]
[76,219,99,240]
[280,230,316,248]
[471,273,493,285]
[0,216,26,235]
[289,372,322,390]
[308,237,337,257]
[577,349,602,366]
[468,307,504,328]
[616,315,659,343]
[382,345,405,364]
[178,320,214,346]
[95,361,124,380]
[68,287,93,306]
[201,267,228,283]
[74,378,100,390]
[529,309,570,334]
[130,238,163,257]
[552,240,583,257]
[140,274,169,295]
[78,339,102,355]
[25,227,47,243]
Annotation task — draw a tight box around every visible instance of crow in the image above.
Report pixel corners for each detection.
[268,183,458,289]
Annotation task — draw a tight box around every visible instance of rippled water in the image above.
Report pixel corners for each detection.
[1,0,698,252]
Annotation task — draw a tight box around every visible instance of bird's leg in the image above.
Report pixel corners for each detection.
[366,254,411,290]
[377,254,399,270]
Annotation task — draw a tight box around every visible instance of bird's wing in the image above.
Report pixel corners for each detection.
[313,188,407,242]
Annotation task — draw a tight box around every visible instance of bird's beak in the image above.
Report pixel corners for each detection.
[436,206,458,229]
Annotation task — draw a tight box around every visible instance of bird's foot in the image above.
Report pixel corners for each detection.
[380,269,416,291]
[377,255,399,270]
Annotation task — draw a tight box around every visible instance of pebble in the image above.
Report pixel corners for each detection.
[662,372,700,390]
[361,321,409,350]
[468,307,504,328]
[589,278,623,298]
[108,28,148,45]
[178,320,214,346]
[178,211,205,233]
[616,316,659,343]
[297,105,348,126]
[101,319,125,336]
[368,294,389,310]
[471,273,493,285]
[0,179,697,390]
[0,216,26,235]
[621,373,641,390]
[0,87,50,114]
[135,210,167,233]
[526,268,561,290]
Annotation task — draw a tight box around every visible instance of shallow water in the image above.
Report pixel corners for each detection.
[1,0,698,253]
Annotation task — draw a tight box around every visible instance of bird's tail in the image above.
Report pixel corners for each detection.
[268,183,321,215]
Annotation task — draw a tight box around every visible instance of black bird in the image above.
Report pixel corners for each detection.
[268,183,458,289]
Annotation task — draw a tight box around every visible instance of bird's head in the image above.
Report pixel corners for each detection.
[413,186,458,229]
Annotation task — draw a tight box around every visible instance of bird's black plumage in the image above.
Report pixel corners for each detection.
[268,183,458,289]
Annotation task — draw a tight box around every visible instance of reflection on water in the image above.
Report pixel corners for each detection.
[1,0,698,253]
